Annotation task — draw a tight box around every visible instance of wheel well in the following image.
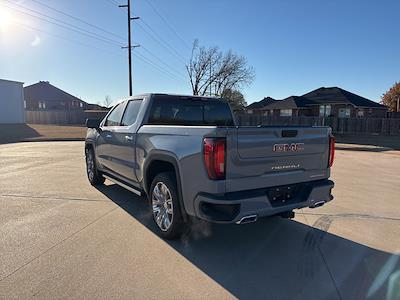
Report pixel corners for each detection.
[145,160,176,193]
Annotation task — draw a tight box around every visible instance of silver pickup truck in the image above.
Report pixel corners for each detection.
[85,94,335,239]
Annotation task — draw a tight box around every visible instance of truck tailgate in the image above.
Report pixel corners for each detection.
[225,126,331,193]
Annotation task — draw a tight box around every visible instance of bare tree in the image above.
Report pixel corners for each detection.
[103,95,113,108]
[221,88,247,112]
[186,40,255,96]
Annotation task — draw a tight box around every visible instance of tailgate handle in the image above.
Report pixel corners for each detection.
[281,130,298,138]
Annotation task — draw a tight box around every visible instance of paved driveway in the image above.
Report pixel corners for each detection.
[0,142,399,299]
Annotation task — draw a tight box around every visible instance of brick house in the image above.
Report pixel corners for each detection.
[247,87,388,118]
[24,81,88,111]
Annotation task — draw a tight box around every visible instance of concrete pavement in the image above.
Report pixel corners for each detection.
[0,142,399,299]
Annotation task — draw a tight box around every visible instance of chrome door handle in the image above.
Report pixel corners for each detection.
[125,135,133,141]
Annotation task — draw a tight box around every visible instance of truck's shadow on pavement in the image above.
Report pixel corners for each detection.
[96,184,400,300]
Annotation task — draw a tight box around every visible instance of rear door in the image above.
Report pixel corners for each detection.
[225,126,331,192]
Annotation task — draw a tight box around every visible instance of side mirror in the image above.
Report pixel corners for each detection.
[86,119,101,129]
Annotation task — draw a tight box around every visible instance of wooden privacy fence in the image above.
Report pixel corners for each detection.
[235,115,400,136]
[26,110,108,125]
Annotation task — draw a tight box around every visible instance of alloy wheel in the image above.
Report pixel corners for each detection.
[152,182,174,231]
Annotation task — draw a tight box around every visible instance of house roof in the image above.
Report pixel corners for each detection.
[247,97,276,109]
[247,87,387,110]
[24,81,86,103]
[267,96,315,109]
[0,78,24,85]
[302,87,386,108]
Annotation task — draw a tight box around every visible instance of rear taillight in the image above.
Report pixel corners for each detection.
[328,136,335,168]
[203,138,226,180]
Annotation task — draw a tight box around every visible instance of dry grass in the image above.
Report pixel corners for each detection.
[0,124,86,144]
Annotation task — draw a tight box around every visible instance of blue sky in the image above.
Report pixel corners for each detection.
[0,0,399,105]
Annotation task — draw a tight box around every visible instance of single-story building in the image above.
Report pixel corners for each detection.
[0,79,25,124]
[24,81,88,111]
[260,96,315,117]
[247,87,388,118]
[247,97,276,114]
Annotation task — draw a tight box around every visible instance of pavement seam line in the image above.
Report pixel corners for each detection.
[301,212,400,222]
[300,209,343,300]
[0,204,124,283]
[0,194,109,202]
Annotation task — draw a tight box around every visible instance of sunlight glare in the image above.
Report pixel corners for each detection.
[0,8,12,30]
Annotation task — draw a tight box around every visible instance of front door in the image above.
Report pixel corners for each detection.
[96,102,126,173]
[104,99,143,183]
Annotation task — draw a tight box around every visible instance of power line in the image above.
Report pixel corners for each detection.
[101,0,188,81]
[14,22,126,59]
[136,19,187,64]
[133,51,187,83]
[4,0,188,86]
[142,0,191,49]
[13,21,186,84]
[105,0,121,6]
[139,46,187,80]
[28,0,126,41]
[3,1,124,47]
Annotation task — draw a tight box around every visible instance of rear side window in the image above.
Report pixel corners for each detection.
[147,96,234,126]
[105,103,125,126]
[121,100,142,126]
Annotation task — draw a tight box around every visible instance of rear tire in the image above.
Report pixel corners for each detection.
[85,147,105,186]
[149,172,184,239]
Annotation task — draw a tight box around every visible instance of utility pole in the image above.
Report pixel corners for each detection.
[119,0,139,96]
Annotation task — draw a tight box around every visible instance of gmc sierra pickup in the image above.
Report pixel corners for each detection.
[85,94,335,239]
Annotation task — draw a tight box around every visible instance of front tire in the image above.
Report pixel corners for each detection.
[85,147,105,186]
[149,172,184,239]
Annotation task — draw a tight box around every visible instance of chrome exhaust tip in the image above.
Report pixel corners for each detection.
[310,200,326,209]
[236,214,258,225]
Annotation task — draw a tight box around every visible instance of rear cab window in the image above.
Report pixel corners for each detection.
[147,95,234,126]
[121,100,142,126]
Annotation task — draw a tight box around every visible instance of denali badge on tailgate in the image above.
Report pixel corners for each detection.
[273,143,304,152]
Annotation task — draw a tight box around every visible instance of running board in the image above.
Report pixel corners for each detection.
[103,175,142,196]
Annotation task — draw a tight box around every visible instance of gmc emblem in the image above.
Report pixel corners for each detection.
[273,143,304,152]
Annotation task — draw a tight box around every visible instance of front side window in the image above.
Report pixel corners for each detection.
[105,103,125,126]
[280,109,292,117]
[121,100,142,126]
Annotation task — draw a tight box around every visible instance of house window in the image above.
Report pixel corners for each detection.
[247,109,253,114]
[319,105,331,117]
[338,108,351,118]
[357,109,364,117]
[24,101,26,109]
[79,102,83,108]
[280,109,292,117]
[38,101,46,109]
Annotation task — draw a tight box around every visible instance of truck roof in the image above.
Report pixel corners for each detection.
[114,93,225,106]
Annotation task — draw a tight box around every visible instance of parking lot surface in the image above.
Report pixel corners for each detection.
[0,142,399,299]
